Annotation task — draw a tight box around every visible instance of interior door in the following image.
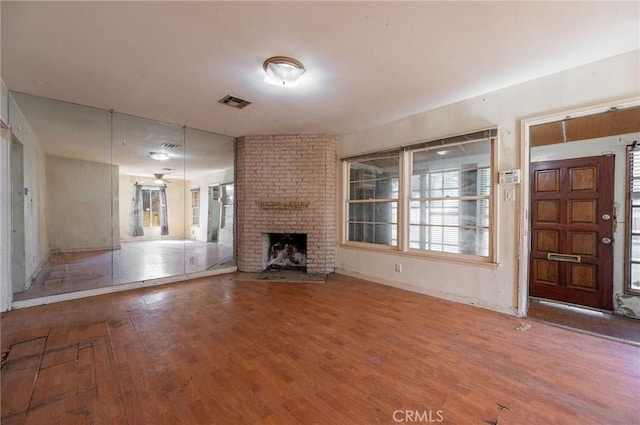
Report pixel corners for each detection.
[529,155,615,310]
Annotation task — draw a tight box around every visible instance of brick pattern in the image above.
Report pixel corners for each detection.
[235,135,337,274]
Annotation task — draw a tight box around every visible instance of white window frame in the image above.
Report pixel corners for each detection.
[341,129,498,265]
[191,188,200,227]
[344,153,402,250]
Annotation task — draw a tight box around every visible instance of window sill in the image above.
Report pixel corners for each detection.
[339,242,500,269]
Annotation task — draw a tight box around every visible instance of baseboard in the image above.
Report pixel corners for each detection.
[11,266,237,310]
[335,268,519,317]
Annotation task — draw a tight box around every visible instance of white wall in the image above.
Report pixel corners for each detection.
[336,50,640,315]
[7,93,49,290]
[119,174,186,240]
[0,124,11,311]
[47,155,119,251]
[1,79,8,124]
[1,77,11,310]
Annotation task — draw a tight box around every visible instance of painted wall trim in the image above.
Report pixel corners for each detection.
[11,267,237,310]
[335,268,519,317]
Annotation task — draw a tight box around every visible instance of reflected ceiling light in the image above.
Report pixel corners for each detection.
[436,150,448,156]
[149,151,170,161]
[263,56,306,87]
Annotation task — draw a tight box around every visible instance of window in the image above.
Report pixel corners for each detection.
[628,147,640,293]
[342,129,496,262]
[221,183,234,229]
[409,140,491,256]
[142,188,160,227]
[191,189,200,226]
[346,155,400,247]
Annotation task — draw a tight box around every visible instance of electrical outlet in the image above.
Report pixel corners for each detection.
[395,263,402,273]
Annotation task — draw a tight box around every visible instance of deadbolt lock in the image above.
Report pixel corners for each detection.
[602,214,611,221]
[601,237,612,244]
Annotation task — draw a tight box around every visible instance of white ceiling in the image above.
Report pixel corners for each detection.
[2,1,639,139]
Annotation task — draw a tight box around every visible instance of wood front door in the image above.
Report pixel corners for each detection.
[529,155,615,310]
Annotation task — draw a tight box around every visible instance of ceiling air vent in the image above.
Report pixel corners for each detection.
[219,94,252,109]
[161,143,182,150]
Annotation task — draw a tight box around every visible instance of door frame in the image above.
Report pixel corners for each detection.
[518,97,640,317]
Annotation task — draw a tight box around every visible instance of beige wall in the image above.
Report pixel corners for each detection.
[119,174,186,240]
[336,50,640,315]
[47,155,119,251]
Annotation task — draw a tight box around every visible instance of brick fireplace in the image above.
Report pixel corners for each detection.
[235,135,337,274]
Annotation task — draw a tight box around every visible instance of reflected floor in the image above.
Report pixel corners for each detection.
[14,240,233,301]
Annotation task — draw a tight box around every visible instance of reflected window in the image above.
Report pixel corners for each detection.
[191,189,200,226]
[221,183,234,229]
[142,188,161,227]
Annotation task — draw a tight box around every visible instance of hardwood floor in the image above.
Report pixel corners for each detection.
[14,240,233,301]
[2,273,638,424]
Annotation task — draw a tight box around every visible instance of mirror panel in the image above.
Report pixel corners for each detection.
[184,127,235,273]
[112,112,186,283]
[9,93,234,300]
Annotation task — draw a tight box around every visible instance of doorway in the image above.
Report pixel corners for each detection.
[10,136,25,293]
[207,184,221,243]
[521,102,640,317]
[529,155,614,310]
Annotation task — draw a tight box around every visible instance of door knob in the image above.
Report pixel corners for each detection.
[601,237,612,244]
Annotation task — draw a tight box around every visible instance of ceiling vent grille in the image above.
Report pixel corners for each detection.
[219,95,252,109]
[161,143,182,150]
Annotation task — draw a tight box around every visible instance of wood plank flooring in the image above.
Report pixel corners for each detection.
[2,273,639,424]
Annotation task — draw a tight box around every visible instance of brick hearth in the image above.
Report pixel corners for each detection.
[235,135,337,274]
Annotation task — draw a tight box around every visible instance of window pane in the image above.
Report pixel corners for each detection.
[348,202,397,224]
[348,223,397,246]
[631,263,640,291]
[410,225,488,256]
[349,157,399,201]
[151,190,160,226]
[348,200,397,247]
[632,235,640,262]
[143,189,150,227]
[409,138,492,257]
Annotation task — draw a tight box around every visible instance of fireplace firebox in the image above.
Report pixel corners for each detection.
[264,233,307,272]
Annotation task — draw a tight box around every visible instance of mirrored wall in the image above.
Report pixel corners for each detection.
[8,93,235,301]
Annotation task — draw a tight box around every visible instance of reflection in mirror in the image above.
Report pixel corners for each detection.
[9,93,234,301]
[184,127,235,273]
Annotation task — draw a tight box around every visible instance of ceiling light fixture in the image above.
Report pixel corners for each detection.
[263,56,306,87]
[149,151,170,161]
[436,150,448,156]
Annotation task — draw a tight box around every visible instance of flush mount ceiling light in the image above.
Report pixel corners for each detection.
[149,151,170,161]
[263,56,306,87]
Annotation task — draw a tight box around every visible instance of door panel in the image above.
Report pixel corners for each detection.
[529,155,614,310]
